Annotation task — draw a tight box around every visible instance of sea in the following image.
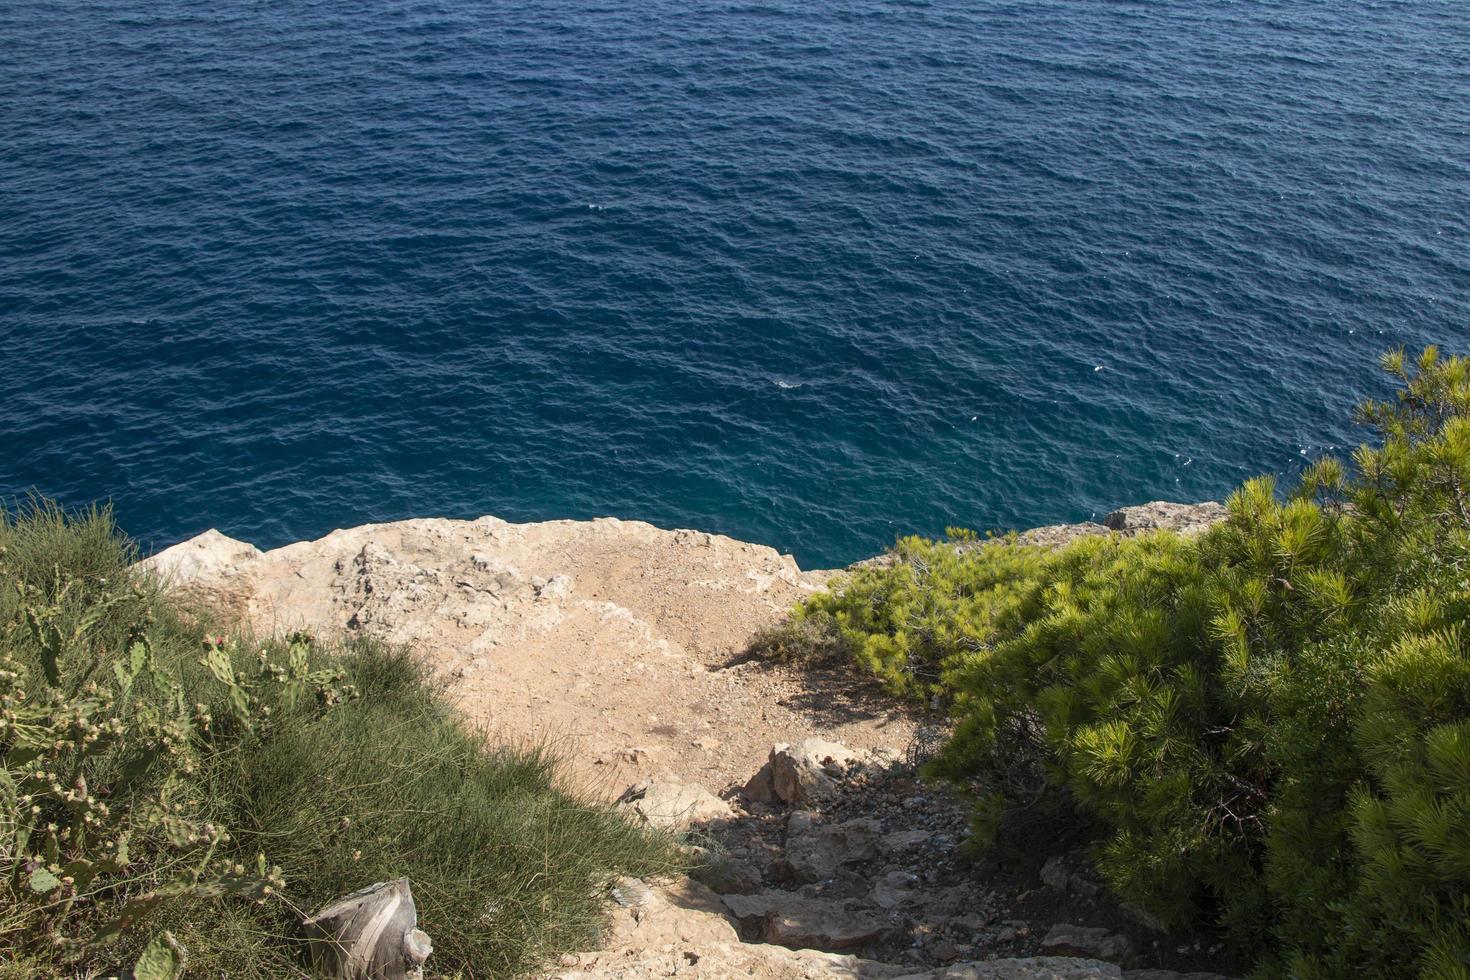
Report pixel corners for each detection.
[3,0,1467,569]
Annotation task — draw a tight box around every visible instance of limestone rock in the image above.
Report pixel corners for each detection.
[1012,501,1226,551]
[610,877,657,911]
[747,739,862,805]
[783,812,882,883]
[1041,924,1134,964]
[617,781,733,831]
[870,869,919,910]
[505,877,1140,979]
[535,574,573,601]
[1102,501,1227,536]
[140,528,263,582]
[138,529,264,617]
[721,891,895,952]
[135,516,885,799]
[692,854,765,895]
[743,764,780,803]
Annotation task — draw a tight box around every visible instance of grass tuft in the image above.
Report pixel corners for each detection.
[0,500,682,978]
[745,611,847,664]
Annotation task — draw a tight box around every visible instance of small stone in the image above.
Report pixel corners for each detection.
[949,913,988,933]
[535,574,573,600]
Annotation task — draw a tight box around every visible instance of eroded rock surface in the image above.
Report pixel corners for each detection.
[618,780,734,831]
[140,516,915,793]
[1041,925,1134,964]
[546,875,1132,979]
[546,873,1222,980]
[142,513,1241,980]
[1015,501,1228,550]
[850,501,1228,569]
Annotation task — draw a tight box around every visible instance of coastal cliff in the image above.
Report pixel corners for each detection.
[141,504,1226,795]
[139,503,1232,980]
[141,514,880,795]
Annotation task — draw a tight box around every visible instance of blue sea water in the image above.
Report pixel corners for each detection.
[3,0,1468,568]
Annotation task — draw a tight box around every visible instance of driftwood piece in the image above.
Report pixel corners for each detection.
[302,878,433,980]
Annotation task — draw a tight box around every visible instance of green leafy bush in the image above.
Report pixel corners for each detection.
[802,349,1470,978]
[0,500,680,977]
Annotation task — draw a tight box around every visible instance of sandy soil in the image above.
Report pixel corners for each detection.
[142,515,919,797]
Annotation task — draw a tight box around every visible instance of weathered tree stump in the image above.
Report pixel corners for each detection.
[302,878,433,980]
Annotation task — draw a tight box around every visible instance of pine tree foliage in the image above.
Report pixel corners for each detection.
[804,348,1470,978]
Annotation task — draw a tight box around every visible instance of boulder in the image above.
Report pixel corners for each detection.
[745,738,862,805]
[616,781,732,831]
[138,530,264,618]
[1041,924,1134,964]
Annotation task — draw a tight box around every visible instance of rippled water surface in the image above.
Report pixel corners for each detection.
[4,0,1468,567]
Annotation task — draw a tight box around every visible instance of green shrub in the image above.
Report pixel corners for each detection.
[0,500,681,977]
[801,534,1053,697]
[805,348,1470,978]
